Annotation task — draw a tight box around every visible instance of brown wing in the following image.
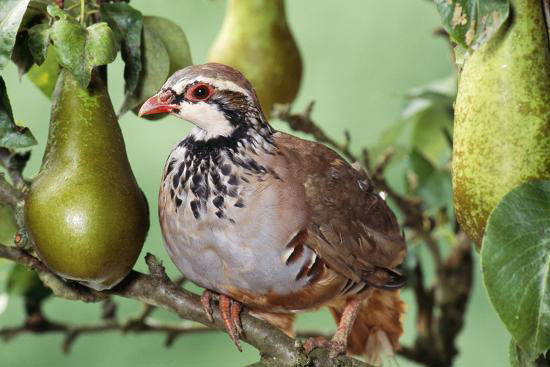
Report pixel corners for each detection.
[274,132,406,288]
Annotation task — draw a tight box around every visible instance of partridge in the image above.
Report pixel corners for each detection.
[138,63,407,362]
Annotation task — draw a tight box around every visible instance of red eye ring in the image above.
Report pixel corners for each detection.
[186,83,214,102]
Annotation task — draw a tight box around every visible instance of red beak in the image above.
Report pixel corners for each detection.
[138,95,179,117]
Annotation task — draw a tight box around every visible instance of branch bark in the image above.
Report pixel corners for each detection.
[0,243,371,367]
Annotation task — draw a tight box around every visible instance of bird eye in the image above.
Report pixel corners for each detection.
[188,83,212,101]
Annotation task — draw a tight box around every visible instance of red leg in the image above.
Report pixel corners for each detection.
[219,294,243,352]
[304,297,362,357]
[200,290,214,323]
[231,299,243,334]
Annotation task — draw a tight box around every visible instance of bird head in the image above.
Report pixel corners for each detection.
[138,63,267,140]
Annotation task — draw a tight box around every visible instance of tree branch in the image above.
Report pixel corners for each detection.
[0,243,371,367]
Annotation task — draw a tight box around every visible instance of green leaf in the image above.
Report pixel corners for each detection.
[482,180,550,357]
[406,149,453,217]
[120,26,169,115]
[48,5,118,87]
[0,76,37,149]
[0,0,31,70]
[10,30,34,76]
[434,0,510,50]
[6,264,51,302]
[405,76,455,167]
[142,16,193,74]
[0,204,16,245]
[510,339,538,367]
[27,45,59,98]
[27,23,50,65]
[100,3,142,95]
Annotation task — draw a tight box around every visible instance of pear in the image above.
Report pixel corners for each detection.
[452,0,550,246]
[25,69,149,290]
[208,0,302,117]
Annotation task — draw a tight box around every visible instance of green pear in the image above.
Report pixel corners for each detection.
[453,0,550,246]
[208,0,302,117]
[25,69,149,290]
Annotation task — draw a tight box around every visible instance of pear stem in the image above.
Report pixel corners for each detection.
[80,0,86,25]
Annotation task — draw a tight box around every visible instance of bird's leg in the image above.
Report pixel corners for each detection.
[200,289,215,323]
[219,294,243,351]
[200,290,244,351]
[303,297,362,358]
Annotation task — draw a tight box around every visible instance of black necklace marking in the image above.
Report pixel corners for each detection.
[169,122,276,222]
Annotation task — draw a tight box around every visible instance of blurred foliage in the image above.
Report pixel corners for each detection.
[0,204,16,244]
[6,263,51,303]
[0,77,37,149]
[373,75,455,227]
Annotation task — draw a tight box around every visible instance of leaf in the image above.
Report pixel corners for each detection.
[405,149,453,217]
[6,264,51,302]
[482,180,550,357]
[0,76,37,149]
[27,23,50,65]
[0,204,16,244]
[0,0,31,70]
[510,339,538,367]
[410,103,453,167]
[100,3,143,95]
[27,45,59,98]
[142,16,193,74]
[120,26,169,115]
[10,30,34,76]
[434,0,510,50]
[48,5,118,87]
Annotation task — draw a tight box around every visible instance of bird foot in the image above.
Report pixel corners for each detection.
[303,336,347,358]
[200,290,243,352]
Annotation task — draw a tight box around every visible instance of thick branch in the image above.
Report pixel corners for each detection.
[0,243,370,367]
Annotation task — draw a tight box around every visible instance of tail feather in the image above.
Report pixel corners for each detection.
[329,289,405,364]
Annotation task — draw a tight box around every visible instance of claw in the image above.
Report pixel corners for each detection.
[219,294,243,352]
[200,290,214,323]
[303,336,346,358]
[231,300,243,335]
[303,297,362,358]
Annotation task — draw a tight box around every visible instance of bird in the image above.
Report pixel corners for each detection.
[138,63,407,362]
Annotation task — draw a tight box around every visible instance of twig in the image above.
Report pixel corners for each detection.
[1,313,212,354]
[0,244,371,367]
[273,102,357,163]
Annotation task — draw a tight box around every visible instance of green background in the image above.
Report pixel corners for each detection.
[0,0,508,366]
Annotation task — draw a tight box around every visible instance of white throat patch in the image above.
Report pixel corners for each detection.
[176,102,235,140]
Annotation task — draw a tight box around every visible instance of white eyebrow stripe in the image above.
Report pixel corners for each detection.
[169,76,251,99]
